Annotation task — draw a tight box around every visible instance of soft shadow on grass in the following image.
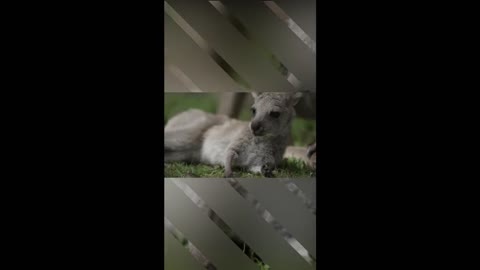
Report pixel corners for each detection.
[164,158,315,178]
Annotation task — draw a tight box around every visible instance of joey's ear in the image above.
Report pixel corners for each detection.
[251,92,259,99]
[288,92,303,106]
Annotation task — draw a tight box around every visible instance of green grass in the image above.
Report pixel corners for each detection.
[164,158,315,178]
[164,93,316,178]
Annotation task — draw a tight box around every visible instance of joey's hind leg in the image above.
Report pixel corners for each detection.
[224,150,238,178]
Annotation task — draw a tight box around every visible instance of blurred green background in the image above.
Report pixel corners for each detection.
[164,93,315,146]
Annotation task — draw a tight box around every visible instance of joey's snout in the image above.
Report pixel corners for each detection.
[250,121,263,136]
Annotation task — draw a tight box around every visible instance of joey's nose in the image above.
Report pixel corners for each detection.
[251,122,262,135]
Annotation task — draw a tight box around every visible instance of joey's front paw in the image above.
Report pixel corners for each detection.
[261,164,275,177]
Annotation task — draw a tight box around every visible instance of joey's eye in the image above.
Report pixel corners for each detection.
[269,111,280,118]
[251,108,256,115]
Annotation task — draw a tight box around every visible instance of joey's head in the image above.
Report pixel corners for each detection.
[249,92,303,137]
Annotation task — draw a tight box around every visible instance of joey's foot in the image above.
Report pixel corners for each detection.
[306,142,317,169]
[224,170,233,178]
[261,164,275,177]
[306,142,316,158]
